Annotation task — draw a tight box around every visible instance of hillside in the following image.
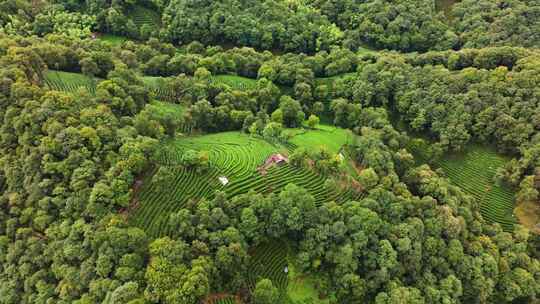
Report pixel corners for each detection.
[1,1,540,304]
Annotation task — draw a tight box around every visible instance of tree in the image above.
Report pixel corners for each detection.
[262,122,283,141]
[278,96,305,128]
[375,286,425,304]
[80,57,99,77]
[358,168,379,190]
[145,238,212,304]
[106,282,141,304]
[152,167,175,191]
[271,109,283,124]
[517,175,539,203]
[313,101,325,116]
[253,279,279,304]
[307,114,320,129]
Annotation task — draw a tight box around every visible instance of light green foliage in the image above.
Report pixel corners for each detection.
[253,279,280,304]
[262,122,284,141]
[453,0,540,48]
[517,175,539,203]
[34,10,96,38]
[358,168,379,190]
[307,114,320,129]
[145,238,212,304]
[311,0,456,51]
[161,0,342,53]
[279,96,305,128]
[435,0,458,18]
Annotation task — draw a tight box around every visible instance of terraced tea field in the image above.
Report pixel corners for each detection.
[314,72,356,89]
[248,241,289,295]
[146,101,193,134]
[206,296,239,304]
[142,76,176,101]
[247,241,329,304]
[44,70,179,101]
[129,5,161,29]
[409,141,516,231]
[44,70,98,94]
[129,127,360,238]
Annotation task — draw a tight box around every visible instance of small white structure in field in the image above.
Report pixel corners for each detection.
[284,266,288,273]
[218,176,229,186]
[338,153,345,161]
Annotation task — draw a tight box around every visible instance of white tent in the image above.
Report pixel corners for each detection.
[218,176,229,185]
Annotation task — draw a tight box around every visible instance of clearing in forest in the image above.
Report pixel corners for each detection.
[129,126,358,238]
[98,34,129,46]
[435,0,458,19]
[211,75,259,91]
[44,70,98,94]
[248,240,330,304]
[45,70,178,101]
[129,5,161,29]
[409,141,517,231]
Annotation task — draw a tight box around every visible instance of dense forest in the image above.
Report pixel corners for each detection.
[0,0,540,303]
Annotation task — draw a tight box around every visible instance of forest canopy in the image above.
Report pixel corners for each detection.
[0,0,540,304]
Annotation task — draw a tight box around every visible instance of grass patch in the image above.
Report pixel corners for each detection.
[211,75,259,91]
[286,261,329,304]
[98,34,129,45]
[147,100,185,116]
[287,124,353,154]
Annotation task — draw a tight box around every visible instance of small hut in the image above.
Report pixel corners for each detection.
[264,153,288,167]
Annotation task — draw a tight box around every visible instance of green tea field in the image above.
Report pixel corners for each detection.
[129,126,359,238]
[409,141,517,231]
[44,70,98,94]
[129,5,161,29]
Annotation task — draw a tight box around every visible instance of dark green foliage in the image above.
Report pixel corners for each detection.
[310,0,457,51]
[161,0,342,53]
[453,0,540,48]
[2,5,540,304]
